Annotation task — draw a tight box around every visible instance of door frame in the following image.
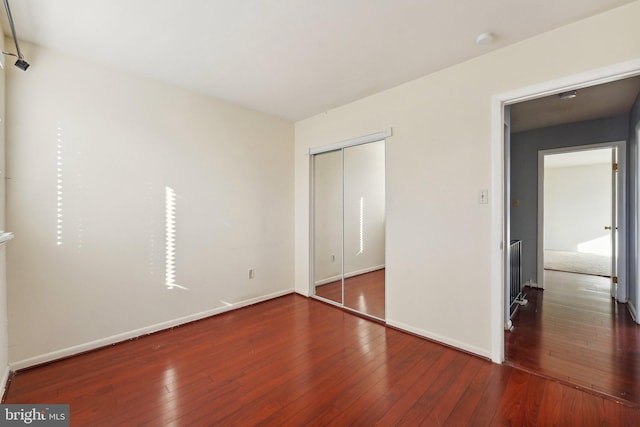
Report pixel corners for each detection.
[490,59,640,363]
[536,142,626,298]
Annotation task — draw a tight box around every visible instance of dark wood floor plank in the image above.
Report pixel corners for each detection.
[489,369,530,426]
[506,270,640,406]
[343,344,450,426]
[333,341,448,427]
[417,356,489,426]
[221,328,402,426]
[441,360,500,426]
[376,350,467,426]
[464,363,516,426]
[4,293,640,426]
[264,330,414,427]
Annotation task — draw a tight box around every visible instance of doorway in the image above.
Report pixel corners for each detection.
[493,69,640,362]
[499,73,640,403]
[310,134,387,320]
[538,144,626,300]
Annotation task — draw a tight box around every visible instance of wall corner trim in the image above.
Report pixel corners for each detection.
[628,301,638,323]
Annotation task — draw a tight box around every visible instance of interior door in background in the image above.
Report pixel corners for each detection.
[542,148,613,285]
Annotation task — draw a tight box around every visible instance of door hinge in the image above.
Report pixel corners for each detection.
[613,276,618,284]
[613,163,618,171]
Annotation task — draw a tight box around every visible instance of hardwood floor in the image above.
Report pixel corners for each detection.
[505,270,640,406]
[4,293,640,425]
[314,269,385,319]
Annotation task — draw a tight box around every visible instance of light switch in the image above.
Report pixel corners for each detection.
[479,190,489,204]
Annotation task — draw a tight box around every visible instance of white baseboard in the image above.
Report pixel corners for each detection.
[1,365,9,399]
[628,301,638,323]
[386,319,492,360]
[315,265,385,286]
[10,289,294,371]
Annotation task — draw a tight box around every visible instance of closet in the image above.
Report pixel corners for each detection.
[311,134,387,319]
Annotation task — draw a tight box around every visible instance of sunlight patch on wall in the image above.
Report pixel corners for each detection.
[357,196,364,255]
[56,124,63,246]
[165,186,177,289]
[165,186,187,290]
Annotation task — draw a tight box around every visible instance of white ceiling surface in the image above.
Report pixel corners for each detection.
[2,0,635,121]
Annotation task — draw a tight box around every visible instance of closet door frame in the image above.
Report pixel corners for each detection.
[309,128,391,316]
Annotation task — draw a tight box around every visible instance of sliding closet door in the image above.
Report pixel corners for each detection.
[312,150,343,305]
[343,141,386,318]
[311,138,386,319]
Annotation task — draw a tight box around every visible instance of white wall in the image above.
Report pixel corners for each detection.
[544,162,611,254]
[294,2,640,358]
[6,42,294,367]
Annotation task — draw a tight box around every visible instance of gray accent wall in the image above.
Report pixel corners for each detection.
[510,114,629,284]
[629,94,640,313]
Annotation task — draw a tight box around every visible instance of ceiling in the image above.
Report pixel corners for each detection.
[1,0,635,121]
[511,76,640,132]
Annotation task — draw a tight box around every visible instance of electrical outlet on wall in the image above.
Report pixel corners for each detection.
[248,268,254,279]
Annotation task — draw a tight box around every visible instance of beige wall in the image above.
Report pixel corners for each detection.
[295,2,640,357]
[6,42,294,367]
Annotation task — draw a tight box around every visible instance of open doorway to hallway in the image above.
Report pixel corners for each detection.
[540,146,620,290]
[505,270,639,403]
[504,76,640,406]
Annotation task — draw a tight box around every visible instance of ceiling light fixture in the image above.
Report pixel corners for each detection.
[559,90,577,100]
[2,0,29,71]
[476,32,495,45]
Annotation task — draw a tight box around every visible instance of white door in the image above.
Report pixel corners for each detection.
[610,145,627,301]
[610,148,618,298]
[538,142,626,298]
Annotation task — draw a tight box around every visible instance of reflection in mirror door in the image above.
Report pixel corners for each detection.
[313,150,343,305]
[311,140,386,320]
[343,141,385,319]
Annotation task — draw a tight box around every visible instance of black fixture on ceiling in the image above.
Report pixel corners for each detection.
[2,0,29,71]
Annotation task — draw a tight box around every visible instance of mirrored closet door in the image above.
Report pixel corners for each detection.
[313,150,344,306]
[312,139,386,320]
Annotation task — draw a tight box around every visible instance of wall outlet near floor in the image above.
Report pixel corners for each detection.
[248,268,254,279]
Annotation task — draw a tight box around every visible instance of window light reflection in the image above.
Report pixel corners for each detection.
[358,196,364,255]
[165,186,187,290]
[56,124,63,246]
